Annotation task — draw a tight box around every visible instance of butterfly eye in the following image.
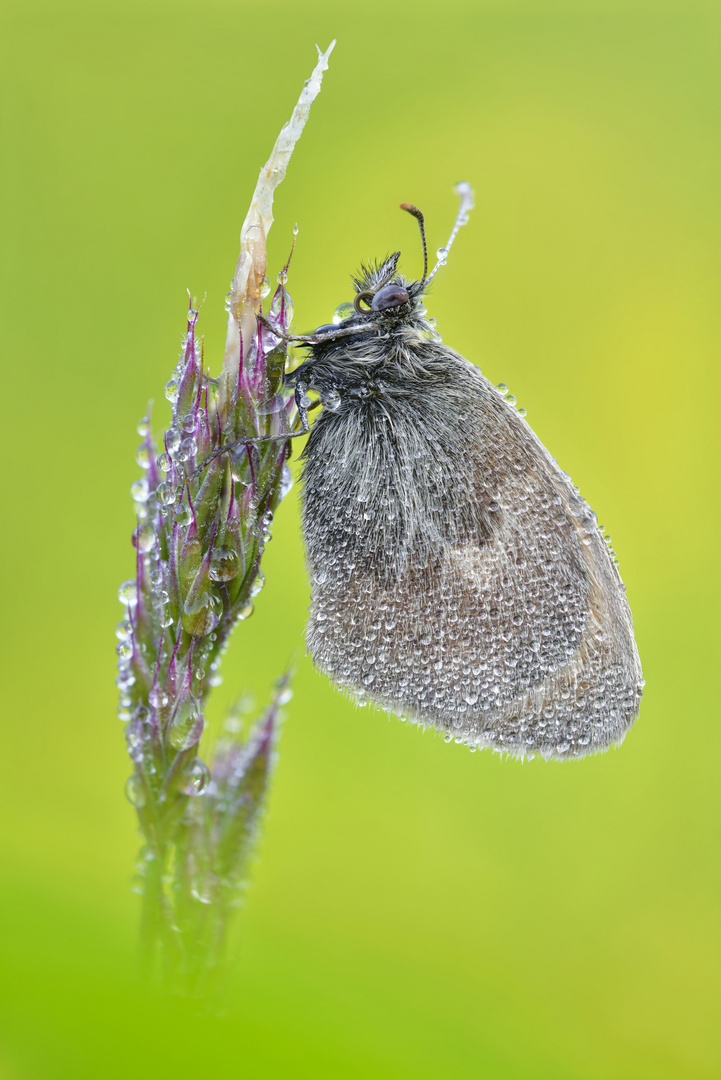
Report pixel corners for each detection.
[371,284,410,311]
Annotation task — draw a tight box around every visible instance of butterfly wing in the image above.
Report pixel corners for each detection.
[301,346,643,759]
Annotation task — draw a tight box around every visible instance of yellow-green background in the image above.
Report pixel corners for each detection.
[1,1,718,1077]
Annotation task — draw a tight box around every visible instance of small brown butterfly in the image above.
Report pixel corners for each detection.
[289,184,643,759]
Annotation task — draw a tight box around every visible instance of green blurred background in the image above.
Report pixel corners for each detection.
[1,1,719,1076]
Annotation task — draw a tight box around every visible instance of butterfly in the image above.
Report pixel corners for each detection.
[285,184,643,759]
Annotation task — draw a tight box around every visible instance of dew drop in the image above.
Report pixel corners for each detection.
[155,482,178,508]
[136,445,151,470]
[125,775,146,807]
[333,302,355,325]
[165,378,180,403]
[166,429,181,454]
[183,592,221,637]
[183,757,210,796]
[209,546,239,582]
[279,464,294,498]
[169,707,204,750]
[118,580,137,606]
[175,505,193,527]
[176,437,196,463]
[249,572,265,597]
[136,523,156,553]
[321,388,341,412]
[148,686,169,709]
[436,247,448,265]
[130,478,149,503]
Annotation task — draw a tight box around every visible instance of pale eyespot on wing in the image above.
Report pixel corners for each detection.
[294,184,643,760]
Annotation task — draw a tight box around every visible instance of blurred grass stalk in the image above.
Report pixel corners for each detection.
[115,42,335,994]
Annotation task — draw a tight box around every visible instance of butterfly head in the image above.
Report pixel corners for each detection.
[350,250,425,320]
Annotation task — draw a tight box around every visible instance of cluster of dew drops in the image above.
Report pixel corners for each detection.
[115,277,296,805]
[307,373,623,760]
[493,381,618,562]
[116,413,219,804]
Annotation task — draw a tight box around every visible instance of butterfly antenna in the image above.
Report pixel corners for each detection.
[400,203,428,285]
[424,181,475,285]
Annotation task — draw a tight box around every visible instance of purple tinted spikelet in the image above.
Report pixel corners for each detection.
[172,682,286,984]
[116,42,335,990]
[119,282,295,986]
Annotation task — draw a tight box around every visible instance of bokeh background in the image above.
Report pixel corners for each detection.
[1,1,719,1077]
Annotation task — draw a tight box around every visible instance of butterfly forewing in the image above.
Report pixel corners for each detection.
[301,340,642,760]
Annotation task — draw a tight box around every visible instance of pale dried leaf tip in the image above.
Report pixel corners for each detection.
[221,41,336,415]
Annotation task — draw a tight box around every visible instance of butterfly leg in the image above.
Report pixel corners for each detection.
[258,313,379,345]
[191,387,314,480]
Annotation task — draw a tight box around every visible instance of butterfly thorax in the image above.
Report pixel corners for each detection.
[289,251,444,396]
